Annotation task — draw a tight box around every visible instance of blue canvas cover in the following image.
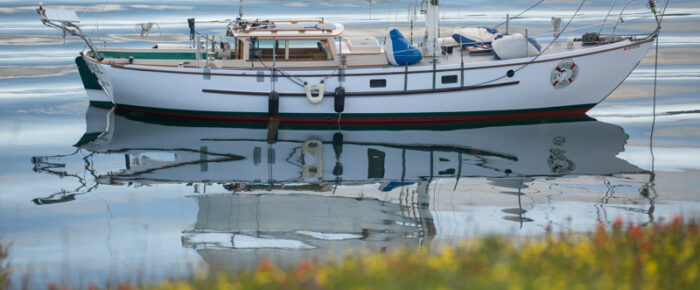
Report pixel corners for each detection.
[385,28,422,66]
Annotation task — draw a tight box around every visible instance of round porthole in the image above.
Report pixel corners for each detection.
[506,70,515,78]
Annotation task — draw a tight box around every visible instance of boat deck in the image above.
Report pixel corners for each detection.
[93,38,625,71]
[417,40,587,68]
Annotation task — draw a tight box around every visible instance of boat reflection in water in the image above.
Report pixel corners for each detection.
[32,106,646,273]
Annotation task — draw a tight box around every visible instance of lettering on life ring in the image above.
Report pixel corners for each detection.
[550,59,579,89]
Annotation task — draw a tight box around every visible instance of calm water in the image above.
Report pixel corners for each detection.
[1,0,699,288]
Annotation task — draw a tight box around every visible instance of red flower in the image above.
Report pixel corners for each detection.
[117,282,131,290]
[596,221,605,233]
[259,258,275,271]
[614,216,623,228]
[628,224,644,241]
[297,260,314,278]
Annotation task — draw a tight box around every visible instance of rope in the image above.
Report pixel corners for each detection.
[642,0,669,225]
[649,35,658,169]
[254,56,339,88]
[648,0,670,184]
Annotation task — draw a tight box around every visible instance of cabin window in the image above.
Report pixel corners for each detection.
[441,75,458,84]
[250,39,284,61]
[287,40,333,61]
[249,39,333,61]
[370,79,386,88]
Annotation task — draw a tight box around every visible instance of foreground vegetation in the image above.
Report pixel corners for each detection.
[150,217,698,290]
[0,240,9,289]
[7,218,699,289]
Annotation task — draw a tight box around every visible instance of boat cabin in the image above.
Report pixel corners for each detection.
[96,19,390,69]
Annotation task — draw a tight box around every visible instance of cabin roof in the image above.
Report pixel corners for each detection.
[232,20,344,38]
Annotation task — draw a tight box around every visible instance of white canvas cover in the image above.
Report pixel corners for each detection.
[491,33,540,60]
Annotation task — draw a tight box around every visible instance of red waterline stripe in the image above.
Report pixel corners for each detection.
[115,105,594,125]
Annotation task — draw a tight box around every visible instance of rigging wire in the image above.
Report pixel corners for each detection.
[643,0,670,224]
[649,0,671,169]
[598,0,620,34]
[494,0,546,28]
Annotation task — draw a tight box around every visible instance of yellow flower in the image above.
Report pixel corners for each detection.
[215,273,231,289]
[253,271,271,285]
[315,268,328,287]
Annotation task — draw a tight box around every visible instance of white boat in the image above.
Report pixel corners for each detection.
[38,1,665,124]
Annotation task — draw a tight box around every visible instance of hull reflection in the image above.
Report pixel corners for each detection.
[31,105,646,274]
[78,106,641,186]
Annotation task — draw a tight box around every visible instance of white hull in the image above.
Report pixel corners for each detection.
[85,89,112,105]
[74,56,113,106]
[84,39,652,122]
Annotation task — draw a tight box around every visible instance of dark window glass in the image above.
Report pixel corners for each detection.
[370,79,386,88]
[441,75,458,84]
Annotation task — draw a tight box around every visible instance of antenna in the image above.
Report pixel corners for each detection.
[239,0,244,19]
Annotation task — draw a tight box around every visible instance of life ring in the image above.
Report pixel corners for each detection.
[304,81,325,104]
[550,59,579,89]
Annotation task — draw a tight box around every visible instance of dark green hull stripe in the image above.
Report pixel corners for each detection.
[75,56,103,90]
[73,132,101,147]
[89,101,114,108]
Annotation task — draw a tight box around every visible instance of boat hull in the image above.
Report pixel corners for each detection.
[84,38,653,123]
[75,56,113,107]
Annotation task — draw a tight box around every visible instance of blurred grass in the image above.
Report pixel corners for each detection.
[142,217,699,290]
[0,240,9,289]
[25,218,700,289]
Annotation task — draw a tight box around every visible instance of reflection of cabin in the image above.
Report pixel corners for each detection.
[182,192,434,273]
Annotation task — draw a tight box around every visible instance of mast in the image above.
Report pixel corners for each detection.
[424,0,441,56]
